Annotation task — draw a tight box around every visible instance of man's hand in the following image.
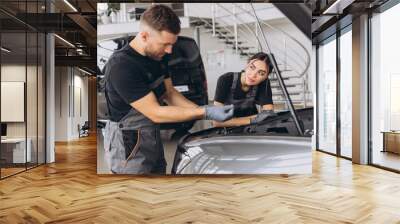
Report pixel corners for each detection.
[204,104,234,122]
[250,110,277,124]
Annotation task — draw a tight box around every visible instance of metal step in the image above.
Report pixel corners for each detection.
[278,69,293,72]
[191,21,208,26]
[270,84,298,88]
[273,100,308,104]
[204,30,228,35]
[239,48,258,52]
[272,91,303,96]
[270,80,304,86]
[198,17,213,23]
[236,46,250,50]
[269,77,290,81]
[204,25,222,30]
[190,17,219,26]
[269,74,301,80]
[225,41,243,45]
[217,35,235,39]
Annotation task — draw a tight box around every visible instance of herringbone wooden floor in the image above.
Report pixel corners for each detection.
[1,135,400,224]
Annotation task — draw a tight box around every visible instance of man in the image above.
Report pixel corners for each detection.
[103,4,233,174]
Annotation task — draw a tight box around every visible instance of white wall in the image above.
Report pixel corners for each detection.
[72,74,89,138]
[1,65,26,139]
[1,65,43,135]
[1,63,46,163]
[184,3,285,25]
[54,67,89,141]
[181,27,246,100]
[55,67,68,141]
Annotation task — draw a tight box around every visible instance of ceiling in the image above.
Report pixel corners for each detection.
[0,0,97,74]
[311,0,390,43]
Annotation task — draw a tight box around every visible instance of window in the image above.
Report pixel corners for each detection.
[370,2,400,171]
[317,35,337,154]
[0,1,47,179]
[339,27,352,158]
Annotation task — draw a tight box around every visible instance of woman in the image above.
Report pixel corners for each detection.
[213,52,274,127]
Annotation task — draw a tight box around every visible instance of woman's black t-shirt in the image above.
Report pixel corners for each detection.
[214,72,273,117]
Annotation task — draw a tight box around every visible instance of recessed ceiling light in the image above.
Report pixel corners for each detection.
[1,47,11,53]
[78,67,92,76]
[63,0,78,12]
[54,34,75,48]
[323,0,354,15]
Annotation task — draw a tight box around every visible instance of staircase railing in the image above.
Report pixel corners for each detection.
[249,3,304,135]
[215,4,305,78]
[189,16,258,57]
[190,10,298,71]
[203,17,259,55]
[222,3,310,78]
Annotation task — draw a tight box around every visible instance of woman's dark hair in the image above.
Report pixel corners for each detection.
[248,52,273,73]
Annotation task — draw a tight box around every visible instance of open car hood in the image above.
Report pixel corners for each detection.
[172,107,314,174]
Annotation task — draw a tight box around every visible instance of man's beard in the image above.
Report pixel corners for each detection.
[144,47,163,61]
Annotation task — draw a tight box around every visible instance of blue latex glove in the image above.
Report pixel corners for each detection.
[250,110,277,124]
[204,104,234,122]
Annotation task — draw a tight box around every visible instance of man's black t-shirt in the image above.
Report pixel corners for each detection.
[104,44,170,122]
[214,72,273,117]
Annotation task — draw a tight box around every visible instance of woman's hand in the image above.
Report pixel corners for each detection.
[250,110,277,124]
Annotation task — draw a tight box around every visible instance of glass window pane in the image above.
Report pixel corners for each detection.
[318,36,337,154]
[340,29,352,158]
[1,0,46,179]
[371,3,400,171]
[1,31,27,177]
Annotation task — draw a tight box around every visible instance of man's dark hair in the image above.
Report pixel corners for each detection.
[248,52,273,73]
[141,4,181,35]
